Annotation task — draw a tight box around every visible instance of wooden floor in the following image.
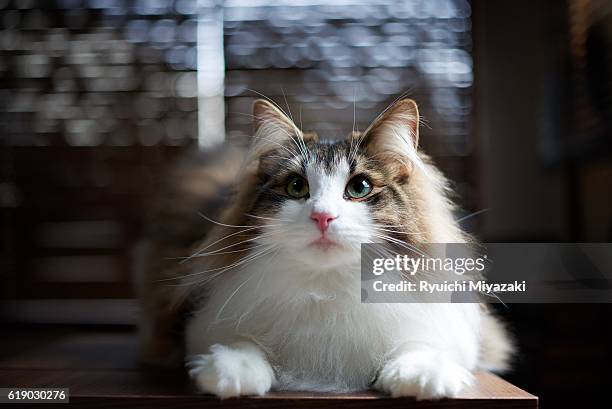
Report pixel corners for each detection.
[0,325,537,408]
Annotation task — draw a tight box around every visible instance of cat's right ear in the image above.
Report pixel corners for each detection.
[252,98,300,136]
[252,99,297,131]
[250,99,317,160]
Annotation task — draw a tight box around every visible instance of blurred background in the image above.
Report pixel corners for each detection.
[0,0,611,407]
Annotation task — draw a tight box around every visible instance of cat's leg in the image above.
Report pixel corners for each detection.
[374,348,474,399]
[187,341,276,398]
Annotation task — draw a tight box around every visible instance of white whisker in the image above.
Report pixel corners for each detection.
[173,245,275,283]
[180,225,264,264]
[455,208,489,223]
[245,213,295,223]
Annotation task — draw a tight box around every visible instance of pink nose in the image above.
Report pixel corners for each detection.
[310,211,337,233]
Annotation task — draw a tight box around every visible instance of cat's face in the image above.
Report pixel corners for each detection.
[240,99,425,270]
[254,142,379,268]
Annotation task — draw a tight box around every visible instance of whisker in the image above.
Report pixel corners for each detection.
[455,208,489,223]
[372,226,426,236]
[180,225,264,264]
[270,118,310,160]
[370,232,432,259]
[169,245,275,283]
[191,228,285,258]
[281,87,294,123]
[248,134,299,158]
[245,213,294,223]
[198,211,285,229]
[175,243,268,259]
[197,212,263,229]
[352,85,357,135]
[191,246,276,288]
[187,236,271,259]
[299,104,303,132]
[215,274,256,321]
[167,246,276,290]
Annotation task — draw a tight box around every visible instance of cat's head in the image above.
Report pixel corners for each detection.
[227,98,460,270]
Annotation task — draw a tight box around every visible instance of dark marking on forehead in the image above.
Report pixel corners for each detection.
[309,141,351,173]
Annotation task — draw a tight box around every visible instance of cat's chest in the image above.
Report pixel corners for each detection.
[206,262,407,352]
[245,297,394,390]
[243,294,398,354]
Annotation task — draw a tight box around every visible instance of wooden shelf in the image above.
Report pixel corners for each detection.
[0,325,537,408]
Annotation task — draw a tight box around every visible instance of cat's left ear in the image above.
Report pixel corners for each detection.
[355,98,420,181]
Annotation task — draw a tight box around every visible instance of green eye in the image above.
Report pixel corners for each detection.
[346,175,373,199]
[286,175,309,199]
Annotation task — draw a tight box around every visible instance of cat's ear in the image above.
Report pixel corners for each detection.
[252,99,299,135]
[356,98,420,182]
[251,99,316,156]
[361,98,420,151]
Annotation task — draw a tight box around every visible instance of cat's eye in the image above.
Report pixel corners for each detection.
[346,175,373,199]
[286,175,309,199]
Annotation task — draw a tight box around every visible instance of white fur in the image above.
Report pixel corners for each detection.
[374,349,474,399]
[185,158,483,399]
[188,342,276,398]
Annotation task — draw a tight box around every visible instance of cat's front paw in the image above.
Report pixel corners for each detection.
[374,350,474,399]
[187,343,275,398]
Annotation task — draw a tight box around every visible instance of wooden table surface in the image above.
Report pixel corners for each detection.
[0,325,537,408]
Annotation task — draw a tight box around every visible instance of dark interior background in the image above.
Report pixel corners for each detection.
[473,2,612,407]
[1,1,611,408]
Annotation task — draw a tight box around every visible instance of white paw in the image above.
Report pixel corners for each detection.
[187,343,275,398]
[374,350,474,399]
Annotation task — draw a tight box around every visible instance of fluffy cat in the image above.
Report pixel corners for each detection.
[135,98,512,399]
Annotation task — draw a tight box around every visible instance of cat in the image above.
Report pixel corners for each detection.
[134,97,513,399]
